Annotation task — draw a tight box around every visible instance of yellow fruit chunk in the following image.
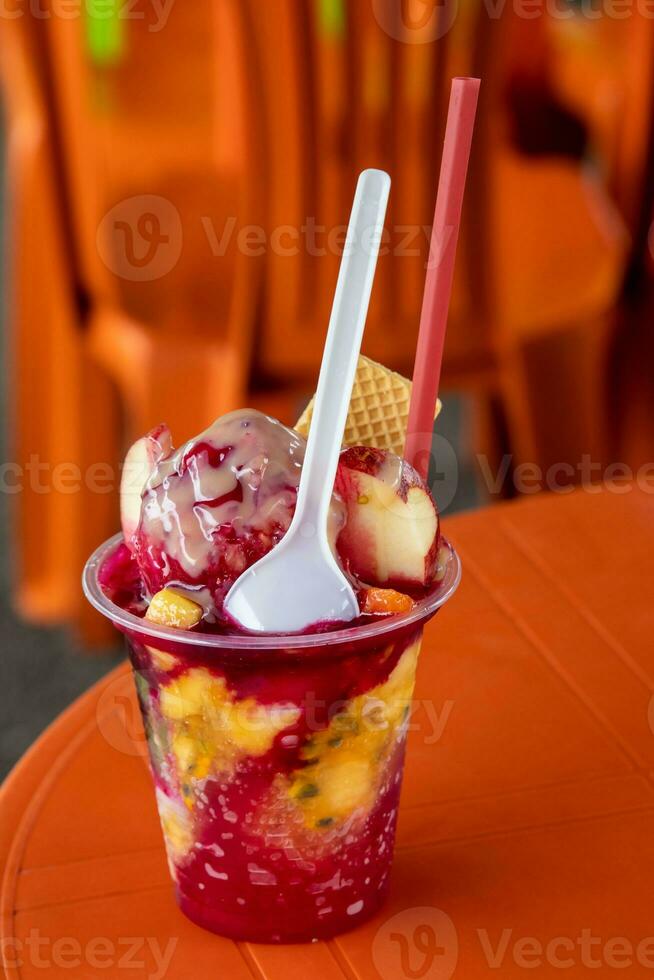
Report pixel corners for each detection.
[228,700,301,756]
[362,587,415,616]
[156,788,194,866]
[172,731,212,782]
[146,646,178,671]
[159,668,301,797]
[287,640,421,829]
[146,588,203,630]
[159,669,209,720]
[290,752,374,826]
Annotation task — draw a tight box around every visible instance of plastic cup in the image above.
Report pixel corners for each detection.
[84,534,461,943]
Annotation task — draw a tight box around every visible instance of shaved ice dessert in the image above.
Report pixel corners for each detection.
[84,403,459,942]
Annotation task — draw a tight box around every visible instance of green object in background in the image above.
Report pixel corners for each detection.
[85,0,125,66]
[318,0,345,37]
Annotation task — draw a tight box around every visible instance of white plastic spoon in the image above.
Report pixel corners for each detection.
[224,168,391,633]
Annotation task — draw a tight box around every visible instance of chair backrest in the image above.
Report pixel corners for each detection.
[0,10,120,636]
[248,0,451,384]
[477,11,654,235]
[45,0,253,314]
[41,0,260,439]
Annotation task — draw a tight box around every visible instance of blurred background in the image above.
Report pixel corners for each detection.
[1,0,653,777]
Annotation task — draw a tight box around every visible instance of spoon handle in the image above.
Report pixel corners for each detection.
[294,168,391,532]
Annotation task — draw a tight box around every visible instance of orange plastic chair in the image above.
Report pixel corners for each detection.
[439,8,631,478]
[391,7,446,337]
[0,12,120,642]
[542,16,654,233]
[42,0,260,443]
[539,15,654,472]
[307,0,351,335]
[246,0,450,399]
[243,0,315,397]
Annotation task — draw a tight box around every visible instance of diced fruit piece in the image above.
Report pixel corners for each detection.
[159,669,209,720]
[146,647,178,672]
[286,640,422,829]
[172,731,212,785]
[228,701,301,755]
[312,756,373,814]
[158,668,300,793]
[290,753,374,825]
[361,587,415,615]
[156,787,194,866]
[159,668,223,721]
[335,446,439,589]
[120,424,173,547]
[146,588,203,630]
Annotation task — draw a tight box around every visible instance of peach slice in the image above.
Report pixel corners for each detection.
[361,587,415,615]
[335,447,439,589]
[120,424,173,548]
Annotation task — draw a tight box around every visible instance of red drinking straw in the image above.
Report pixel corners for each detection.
[404,77,480,479]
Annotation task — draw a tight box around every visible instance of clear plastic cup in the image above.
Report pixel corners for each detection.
[84,534,460,943]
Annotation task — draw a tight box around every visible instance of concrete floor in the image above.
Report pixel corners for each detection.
[0,339,121,780]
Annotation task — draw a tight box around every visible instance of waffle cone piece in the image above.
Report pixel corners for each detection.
[295,355,441,457]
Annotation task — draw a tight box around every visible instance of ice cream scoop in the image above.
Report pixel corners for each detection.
[121,410,345,623]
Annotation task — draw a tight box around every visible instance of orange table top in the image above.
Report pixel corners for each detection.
[2,485,654,978]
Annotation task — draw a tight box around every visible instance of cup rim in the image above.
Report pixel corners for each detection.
[83,533,462,650]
